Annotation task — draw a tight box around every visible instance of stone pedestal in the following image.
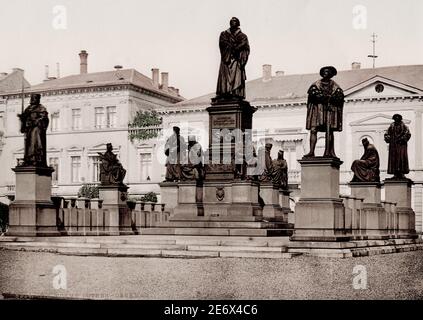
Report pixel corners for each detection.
[291,157,350,241]
[384,179,416,237]
[349,182,388,239]
[203,180,261,217]
[159,182,179,215]
[259,183,283,219]
[7,166,60,236]
[279,189,292,223]
[98,184,132,235]
[173,181,203,217]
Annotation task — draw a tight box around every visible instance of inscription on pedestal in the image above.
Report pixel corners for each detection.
[211,114,236,129]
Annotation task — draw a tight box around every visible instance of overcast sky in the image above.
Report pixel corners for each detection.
[1,0,422,99]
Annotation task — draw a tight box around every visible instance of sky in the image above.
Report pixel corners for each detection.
[0,0,422,99]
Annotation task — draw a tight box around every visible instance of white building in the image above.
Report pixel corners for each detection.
[0,51,183,201]
[162,63,423,234]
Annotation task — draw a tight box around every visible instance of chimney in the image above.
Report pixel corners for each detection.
[56,62,60,78]
[45,65,49,80]
[161,72,169,91]
[151,68,159,88]
[262,64,272,81]
[352,62,361,70]
[275,70,285,77]
[79,50,88,74]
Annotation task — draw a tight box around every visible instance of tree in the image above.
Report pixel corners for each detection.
[128,110,162,142]
[78,184,99,199]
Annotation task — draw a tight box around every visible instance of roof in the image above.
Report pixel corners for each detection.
[29,69,184,101]
[176,64,423,107]
[0,69,30,93]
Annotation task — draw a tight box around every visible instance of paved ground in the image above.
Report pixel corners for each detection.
[0,249,423,299]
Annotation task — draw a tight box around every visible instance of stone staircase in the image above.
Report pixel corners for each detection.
[138,215,294,237]
[0,235,298,259]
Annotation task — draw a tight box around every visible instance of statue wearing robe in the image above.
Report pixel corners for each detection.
[272,150,288,190]
[98,143,126,185]
[18,94,49,167]
[351,139,380,182]
[384,114,411,179]
[164,127,186,182]
[181,138,204,182]
[216,17,249,100]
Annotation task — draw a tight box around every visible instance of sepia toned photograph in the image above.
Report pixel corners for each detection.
[0,0,423,307]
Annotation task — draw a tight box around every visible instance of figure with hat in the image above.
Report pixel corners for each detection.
[98,143,126,185]
[18,93,49,167]
[164,126,187,182]
[216,17,250,101]
[351,138,380,182]
[304,66,344,158]
[384,114,411,180]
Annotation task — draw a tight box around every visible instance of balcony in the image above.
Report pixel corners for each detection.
[128,125,163,142]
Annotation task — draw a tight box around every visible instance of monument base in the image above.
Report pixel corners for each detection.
[98,184,132,236]
[159,182,179,215]
[291,157,350,242]
[279,189,292,223]
[7,166,60,236]
[260,183,284,220]
[173,181,203,217]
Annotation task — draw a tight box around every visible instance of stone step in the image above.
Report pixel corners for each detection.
[138,227,293,237]
[155,220,291,229]
[169,215,264,222]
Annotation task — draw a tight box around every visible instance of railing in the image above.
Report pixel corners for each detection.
[128,125,163,140]
[56,197,170,235]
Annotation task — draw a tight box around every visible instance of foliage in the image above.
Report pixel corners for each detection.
[140,192,158,203]
[128,110,162,142]
[77,184,99,199]
[0,202,9,233]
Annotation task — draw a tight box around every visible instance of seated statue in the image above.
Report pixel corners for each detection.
[98,143,126,185]
[351,138,380,183]
[259,143,274,182]
[271,150,288,190]
[181,136,204,181]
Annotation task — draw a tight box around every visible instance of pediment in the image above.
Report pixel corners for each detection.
[345,76,422,98]
[350,113,411,127]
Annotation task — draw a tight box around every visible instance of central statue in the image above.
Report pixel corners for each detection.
[304,66,344,158]
[216,17,250,100]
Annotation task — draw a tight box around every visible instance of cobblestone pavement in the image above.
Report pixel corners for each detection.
[1,249,423,299]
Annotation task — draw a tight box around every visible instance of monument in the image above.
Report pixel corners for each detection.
[383,114,416,237]
[98,143,131,235]
[349,138,386,239]
[292,66,349,241]
[7,94,59,236]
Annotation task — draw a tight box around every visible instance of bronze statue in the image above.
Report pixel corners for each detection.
[98,143,126,185]
[272,150,288,190]
[181,136,204,181]
[351,138,380,182]
[304,66,344,158]
[259,143,273,182]
[164,126,186,182]
[216,17,250,100]
[384,114,411,180]
[18,93,49,167]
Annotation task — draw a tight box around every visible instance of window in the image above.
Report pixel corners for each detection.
[51,112,59,132]
[71,156,81,183]
[49,157,59,184]
[140,152,152,181]
[94,107,105,129]
[90,156,101,182]
[106,106,117,128]
[72,109,81,130]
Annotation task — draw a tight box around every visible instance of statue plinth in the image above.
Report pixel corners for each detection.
[291,157,350,242]
[159,182,179,216]
[384,179,417,238]
[98,184,132,235]
[260,183,284,220]
[279,189,293,223]
[7,166,60,236]
[349,181,389,240]
[204,99,256,181]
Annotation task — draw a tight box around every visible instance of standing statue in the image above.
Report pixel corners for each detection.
[216,17,250,100]
[98,143,126,185]
[181,136,204,181]
[259,143,274,182]
[351,138,380,182]
[164,126,186,182]
[384,114,411,180]
[272,150,288,190]
[304,66,344,158]
[18,93,49,167]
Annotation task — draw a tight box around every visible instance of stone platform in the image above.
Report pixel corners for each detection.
[0,234,421,259]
